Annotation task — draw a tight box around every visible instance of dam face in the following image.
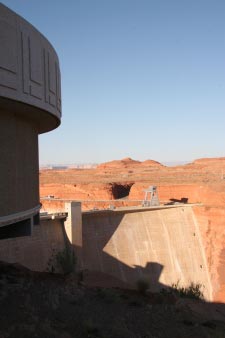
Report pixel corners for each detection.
[82,206,212,300]
[0,4,61,235]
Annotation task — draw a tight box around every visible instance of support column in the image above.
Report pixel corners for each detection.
[64,202,83,268]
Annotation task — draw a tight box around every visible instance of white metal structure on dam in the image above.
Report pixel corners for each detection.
[0,3,61,237]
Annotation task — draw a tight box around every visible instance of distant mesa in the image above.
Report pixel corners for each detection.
[97,157,163,169]
[192,157,225,165]
[141,159,164,167]
[97,158,140,169]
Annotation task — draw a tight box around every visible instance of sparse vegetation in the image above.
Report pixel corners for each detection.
[46,246,76,274]
[56,247,76,274]
[46,248,57,273]
[171,281,205,300]
[1,261,225,338]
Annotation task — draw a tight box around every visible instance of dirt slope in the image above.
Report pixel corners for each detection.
[1,261,225,338]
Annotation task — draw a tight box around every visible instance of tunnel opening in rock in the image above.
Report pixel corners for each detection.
[112,183,134,199]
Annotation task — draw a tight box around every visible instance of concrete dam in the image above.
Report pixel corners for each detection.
[0,203,215,301]
[82,205,212,300]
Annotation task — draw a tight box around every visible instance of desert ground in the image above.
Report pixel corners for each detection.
[1,261,225,338]
[40,157,225,210]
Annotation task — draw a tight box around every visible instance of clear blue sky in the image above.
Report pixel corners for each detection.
[2,0,225,165]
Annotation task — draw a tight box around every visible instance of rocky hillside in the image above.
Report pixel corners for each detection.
[1,261,225,338]
[40,156,225,208]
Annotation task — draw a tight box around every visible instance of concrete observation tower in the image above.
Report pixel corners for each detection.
[0,4,61,237]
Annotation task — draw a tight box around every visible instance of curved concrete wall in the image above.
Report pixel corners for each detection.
[0,4,61,228]
[0,3,61,133]
[0,111,39,218]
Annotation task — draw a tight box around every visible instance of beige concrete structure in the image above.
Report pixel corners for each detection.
[82,206,212,300]
[0,202,214,300]
[0,202,78,272]
[0,4,61,234]
[64,202,83,268]
[0,218,66,271]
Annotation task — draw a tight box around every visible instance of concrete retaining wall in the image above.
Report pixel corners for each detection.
[0,204,214,301]
[82,207,212,300]
[0,219,65,271]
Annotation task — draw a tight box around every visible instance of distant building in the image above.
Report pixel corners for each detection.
[0,4,61,238]
[50,166,68,170]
